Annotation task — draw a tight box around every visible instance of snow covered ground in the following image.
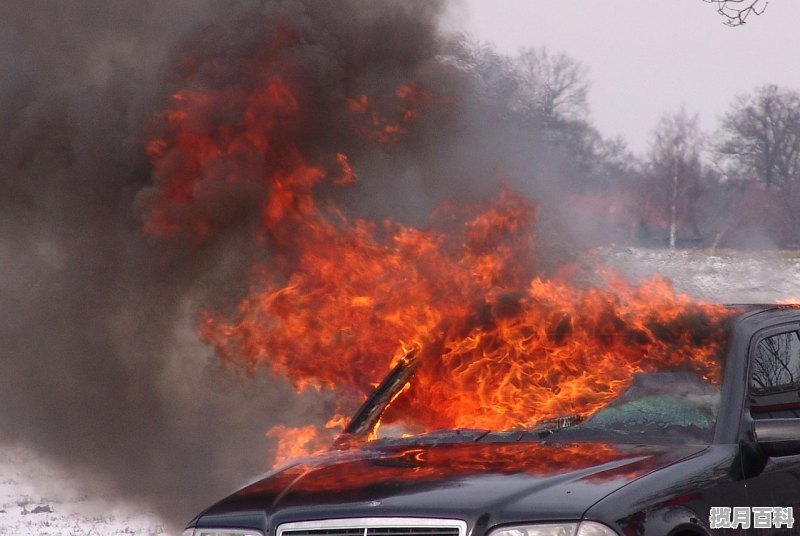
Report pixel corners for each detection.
[603,247,800,303]
[3,248,800,535]
[0,444,167,535]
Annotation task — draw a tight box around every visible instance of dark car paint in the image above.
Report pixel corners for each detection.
[186,305,800,536]
[193,442,707,532]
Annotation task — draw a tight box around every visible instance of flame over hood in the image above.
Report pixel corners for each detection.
[142,3,734,467]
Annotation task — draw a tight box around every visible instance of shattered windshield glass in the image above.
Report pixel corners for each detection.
[550,371,721,443]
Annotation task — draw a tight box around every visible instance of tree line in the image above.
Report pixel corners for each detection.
[446,39,798,250]
[631,84,800,249]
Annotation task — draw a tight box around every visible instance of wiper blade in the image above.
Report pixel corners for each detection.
[530,414,584,437]
[372,428,491,447]
[415,428,490,440]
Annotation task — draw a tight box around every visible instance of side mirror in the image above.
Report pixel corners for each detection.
[754,419,800,457]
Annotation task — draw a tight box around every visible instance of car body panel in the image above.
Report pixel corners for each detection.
[193,441,706,533]
[187,305,800,536]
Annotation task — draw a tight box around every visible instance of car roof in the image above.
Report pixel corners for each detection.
[725,303,800,324]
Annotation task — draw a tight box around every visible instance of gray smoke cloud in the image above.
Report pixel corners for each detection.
[1,0,585,530]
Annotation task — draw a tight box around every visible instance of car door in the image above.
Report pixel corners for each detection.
[740,326,800,535]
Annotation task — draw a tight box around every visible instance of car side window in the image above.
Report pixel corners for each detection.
[750,330,800,419]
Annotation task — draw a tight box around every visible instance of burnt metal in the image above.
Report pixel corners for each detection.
[342,349,419,438]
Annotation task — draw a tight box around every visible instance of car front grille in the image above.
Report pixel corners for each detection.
[277,518,466,536]
[283,530,365,536]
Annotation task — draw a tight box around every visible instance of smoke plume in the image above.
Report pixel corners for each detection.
[1,0,588,529]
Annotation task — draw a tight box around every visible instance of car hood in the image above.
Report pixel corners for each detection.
[196,440,707,530]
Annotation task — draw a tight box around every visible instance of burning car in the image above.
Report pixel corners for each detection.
[183,304,800,536]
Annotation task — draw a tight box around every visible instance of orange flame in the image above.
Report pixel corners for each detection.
[266,425,336,467]
[347,83,434,144]
[146,67,733,467]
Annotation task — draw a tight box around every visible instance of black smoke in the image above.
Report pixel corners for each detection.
[0,0,586,530]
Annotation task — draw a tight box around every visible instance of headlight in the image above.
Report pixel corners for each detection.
[182,529,264,536]
[488,521,617,536]
[574,522,617,536]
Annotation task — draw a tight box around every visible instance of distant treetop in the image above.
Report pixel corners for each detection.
[703,0,768,26]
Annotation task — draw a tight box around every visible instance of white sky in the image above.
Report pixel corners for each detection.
[445,0,800,154]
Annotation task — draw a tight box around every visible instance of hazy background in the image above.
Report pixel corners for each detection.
[451,0,797,152]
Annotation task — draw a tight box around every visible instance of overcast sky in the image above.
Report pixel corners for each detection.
[445,0,800,154]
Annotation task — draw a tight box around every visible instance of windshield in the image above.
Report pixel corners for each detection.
[546,371,720,443]
[346,319,733,446]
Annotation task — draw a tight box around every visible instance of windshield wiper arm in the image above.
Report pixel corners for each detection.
[372,428,491,447]
[414,428,490,441]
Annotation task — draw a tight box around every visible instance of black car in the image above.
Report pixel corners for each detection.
[183,305,800,536]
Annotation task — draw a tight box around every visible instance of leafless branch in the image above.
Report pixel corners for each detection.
[703,0,768,26]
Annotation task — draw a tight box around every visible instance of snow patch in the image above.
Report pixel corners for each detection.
[0,444,166,535]
[603,247,800,303]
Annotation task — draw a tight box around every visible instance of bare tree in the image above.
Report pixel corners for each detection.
[752,332,800,391]
[513,46,589,122]
[717,85,800,192]
[441,36,520,112]
[644,109,704,249]
[703,0,768,26]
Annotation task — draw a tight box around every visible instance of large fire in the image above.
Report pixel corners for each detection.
[144,36,733,467]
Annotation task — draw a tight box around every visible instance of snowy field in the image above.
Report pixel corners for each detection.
[4,248,800,535]
[0,444,166,535]
[604,247,800,304]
